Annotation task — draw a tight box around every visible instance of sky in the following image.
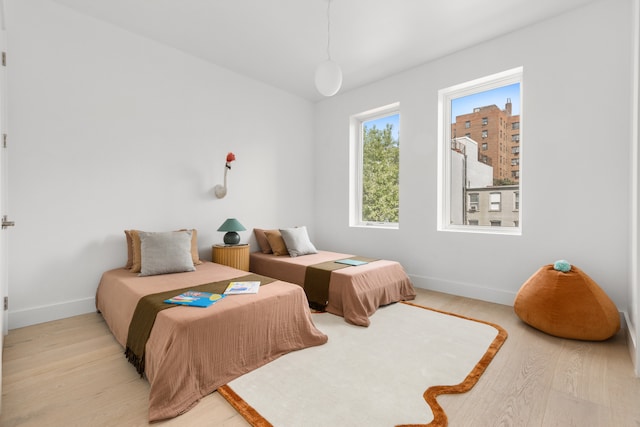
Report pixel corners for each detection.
[451,83,521,121]
[363,82,520,140]
[366,113,400,141]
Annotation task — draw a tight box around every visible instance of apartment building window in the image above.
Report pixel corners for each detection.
[438,66,522,235]
[490,220,502,227]
[350,103,400,229]
[489,192,501,211]
[468,193,479,211]
[514,192,520,210]
[511,158,519,166]
[512,122,520,130]
[512,134,520,142]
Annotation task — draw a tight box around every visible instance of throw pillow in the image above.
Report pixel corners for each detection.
[128,228,201,272]
[124,229,134,269]
[254,228,274,254]
[264,230,289,256]
[279,226,317,257]
[179,228,202,265]
[138,230,196,276]
[130,229,143,273]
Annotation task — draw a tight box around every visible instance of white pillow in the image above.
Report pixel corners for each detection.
[138,230,196,276]
[279,226,317,257]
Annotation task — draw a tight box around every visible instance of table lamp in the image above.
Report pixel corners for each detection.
[217,218,246,245]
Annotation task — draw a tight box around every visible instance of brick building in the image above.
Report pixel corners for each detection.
[451,99,520,183]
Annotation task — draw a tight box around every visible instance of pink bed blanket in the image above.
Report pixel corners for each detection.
[96,261,328,422]
[250,250,416,327]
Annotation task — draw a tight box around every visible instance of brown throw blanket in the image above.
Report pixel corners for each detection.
[304,257,377,311]
[125,273,276,377]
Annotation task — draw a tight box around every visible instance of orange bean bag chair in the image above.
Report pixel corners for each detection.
[514,261,620,341]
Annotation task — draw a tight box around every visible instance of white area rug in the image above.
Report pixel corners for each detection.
[220,302,507,427]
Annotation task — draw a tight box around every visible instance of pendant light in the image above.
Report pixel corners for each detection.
[315,0,342,97]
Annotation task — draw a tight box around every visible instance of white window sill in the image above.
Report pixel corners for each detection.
[439,224,521,236]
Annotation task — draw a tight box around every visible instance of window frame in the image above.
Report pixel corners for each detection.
[349,102,401,229]
[437,67,523,235]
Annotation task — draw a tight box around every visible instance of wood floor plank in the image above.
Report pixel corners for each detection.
[2,288,639,426]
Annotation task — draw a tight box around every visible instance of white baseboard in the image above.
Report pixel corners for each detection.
[409,273,517,306]
[8,297,96,330]
[625,311,639,377]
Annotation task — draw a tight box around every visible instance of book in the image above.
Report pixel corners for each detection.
[224,281,261,295]
[164,291,225,307]
[335,259,368,266]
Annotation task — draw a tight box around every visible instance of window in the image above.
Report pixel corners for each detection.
[465,121,471,128]
[512,122,520,130]
[490,192,501,211]
[514,192,520,210]
[438,67,522,234]
[468,193,479,211]
[350,103,400,228]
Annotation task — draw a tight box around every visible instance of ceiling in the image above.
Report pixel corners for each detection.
[51,0,598,102]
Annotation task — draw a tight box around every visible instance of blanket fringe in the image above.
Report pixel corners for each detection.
[124,346,145,377]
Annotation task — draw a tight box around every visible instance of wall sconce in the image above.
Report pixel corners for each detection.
[217,218,246,245]
[214,152,236,198]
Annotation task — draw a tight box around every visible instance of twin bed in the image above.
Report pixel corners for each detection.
[250,250,416,327]
[96,228,415,421]
[96,261,328,421]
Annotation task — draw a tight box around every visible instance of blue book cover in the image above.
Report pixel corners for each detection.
[164,291,225,307]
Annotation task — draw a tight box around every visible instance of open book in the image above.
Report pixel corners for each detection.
[224,281,261,295]
[335,259,368,266]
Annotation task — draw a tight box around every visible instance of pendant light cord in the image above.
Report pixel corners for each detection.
[326,0,332,61]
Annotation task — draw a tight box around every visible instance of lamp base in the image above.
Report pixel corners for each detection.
[223,231,240,245]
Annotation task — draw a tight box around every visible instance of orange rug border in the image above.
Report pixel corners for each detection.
[218,301,508,427]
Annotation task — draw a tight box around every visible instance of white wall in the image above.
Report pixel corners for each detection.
[4,0,316,328]
[314,0,633,312]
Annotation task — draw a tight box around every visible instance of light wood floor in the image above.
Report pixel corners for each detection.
[2,288,639,426]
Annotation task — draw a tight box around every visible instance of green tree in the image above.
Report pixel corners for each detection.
[362,123,399,223]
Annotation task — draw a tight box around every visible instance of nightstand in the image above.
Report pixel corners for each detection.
[212,244,250,271]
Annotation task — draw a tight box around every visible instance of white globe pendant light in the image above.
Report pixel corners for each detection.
[315,60,342,97]
[315,0,342,97]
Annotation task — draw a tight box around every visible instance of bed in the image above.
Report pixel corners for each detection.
[250,250,416,327]
[96,260,328,422]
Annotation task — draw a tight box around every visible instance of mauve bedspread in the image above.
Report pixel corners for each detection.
[249,250,416,327]
[96,261,328,422]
